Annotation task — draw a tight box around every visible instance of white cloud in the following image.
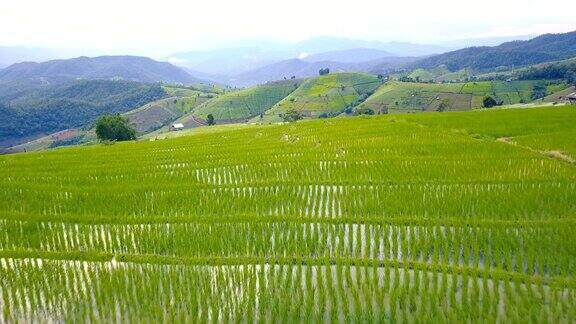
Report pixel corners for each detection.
[0,0,573,55]
[298,53,309,59]
[166,57,189,65]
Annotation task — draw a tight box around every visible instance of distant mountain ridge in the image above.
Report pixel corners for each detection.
[166,37,451,77]
[303,48,394,63]
[0,55,202,84]
[410,31,576,72]
[217,56,417,87]
[0,46,88,69]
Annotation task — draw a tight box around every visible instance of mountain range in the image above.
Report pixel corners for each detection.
[0,46,92,69]
[410,31,576,72]
[1,30,576,151]
[168,32,576,86]
[1,31,574,89]
[302,48,394,63]
[221,56,416,87]
[0,55,202,85]
[166,37,450,78]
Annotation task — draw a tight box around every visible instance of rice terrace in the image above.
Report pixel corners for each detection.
[1,1,576,322]
[1,105,575,322]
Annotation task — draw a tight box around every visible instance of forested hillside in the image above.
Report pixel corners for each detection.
[0,80,166,148]
[410,31,576,72]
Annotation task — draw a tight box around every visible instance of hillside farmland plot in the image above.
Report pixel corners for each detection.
[404,66,473,83]
[192,80,301,122]
[127,96,214,134]
[125,85,218,134]
[0,106,575,321]
[263,73,382,121]
[359,80,570,113]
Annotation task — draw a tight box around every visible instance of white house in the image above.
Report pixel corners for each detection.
[170,123,184,131]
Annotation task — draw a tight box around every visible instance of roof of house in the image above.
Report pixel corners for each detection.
[567,92,576,99]
[172,123,184,128]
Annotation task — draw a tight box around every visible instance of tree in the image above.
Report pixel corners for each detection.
[530,84,547,100]
[319,68,330,76]
[282,110,304,123]
[94,114,136,142]
[437,99,451,112]
[354,107,375,115]
[206,114,215,126]
[482,96,498,108]
[567,71,576,87]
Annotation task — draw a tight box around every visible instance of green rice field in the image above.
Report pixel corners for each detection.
[0,106,575,322]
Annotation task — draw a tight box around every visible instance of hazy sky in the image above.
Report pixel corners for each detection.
[0,0,574,56]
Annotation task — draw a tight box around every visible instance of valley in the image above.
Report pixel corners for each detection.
[0,31,574,152]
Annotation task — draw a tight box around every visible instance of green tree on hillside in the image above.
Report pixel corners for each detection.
[94,114,136,142]
[437,99,452,112]
[319,68,330,76]
[567,71,576,87]
[207,114,215,126]
[354,107,375,115]
[482,96,498,108]
[282,110,304,123]
[531,84,547,100]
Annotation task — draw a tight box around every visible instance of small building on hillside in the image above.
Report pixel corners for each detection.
[567,92,576,104]
[170,123,184,131]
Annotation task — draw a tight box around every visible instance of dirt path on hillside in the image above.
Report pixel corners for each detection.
[495,136,575,164]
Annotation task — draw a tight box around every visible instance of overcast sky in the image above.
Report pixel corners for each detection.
[0,0,574,56]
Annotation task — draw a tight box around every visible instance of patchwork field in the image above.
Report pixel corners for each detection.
[126,95,213,134]
[5,129,95,153]
[127,85,219,133]
[406,65,473,83]
[0,106,575,321]
[191,80,301,122]
[261,73,383,121]
[358,80,569,113]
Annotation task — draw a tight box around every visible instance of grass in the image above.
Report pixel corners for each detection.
[143,122,267,140]
[0,105,575,321]
[403,105,576,157]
